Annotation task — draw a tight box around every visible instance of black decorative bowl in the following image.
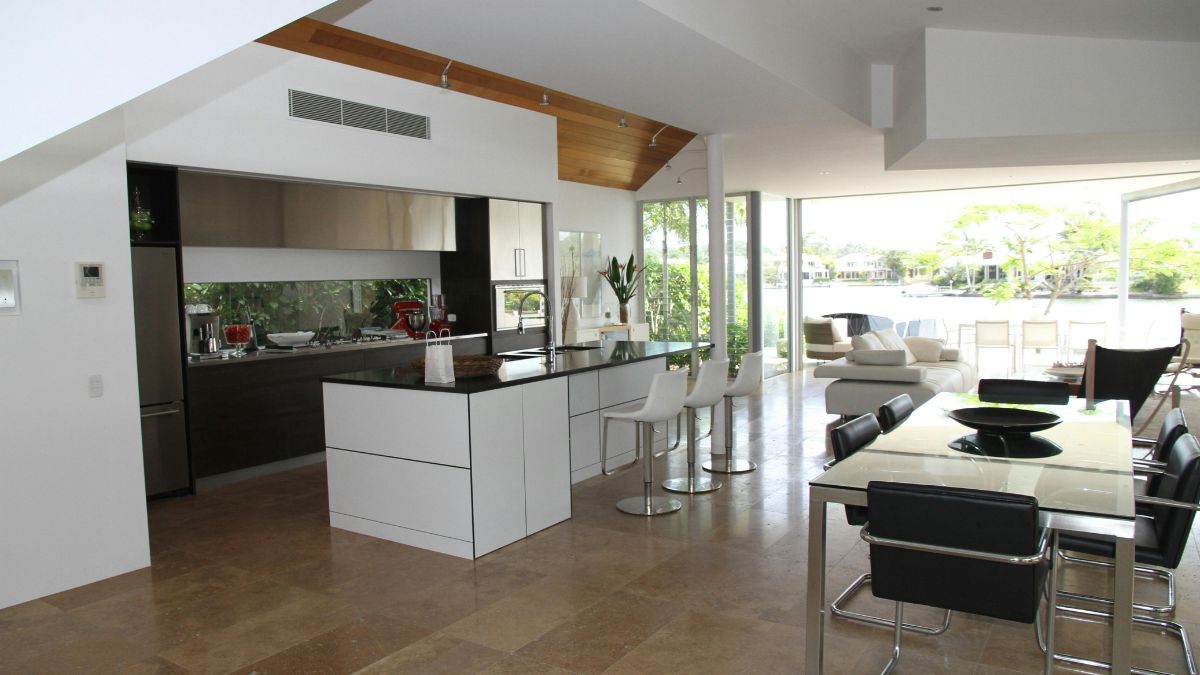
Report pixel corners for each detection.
[948,433,1063,458]
[948,407,1062,437]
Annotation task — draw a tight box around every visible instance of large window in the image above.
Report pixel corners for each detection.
[761,193,791,377]
[642,195,772,374]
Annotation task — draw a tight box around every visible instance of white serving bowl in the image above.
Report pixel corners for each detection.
[266,331,315,347]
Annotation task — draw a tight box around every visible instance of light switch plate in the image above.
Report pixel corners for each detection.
[0,260,19,315]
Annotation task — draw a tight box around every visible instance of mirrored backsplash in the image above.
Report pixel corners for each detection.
[184,278,430,339]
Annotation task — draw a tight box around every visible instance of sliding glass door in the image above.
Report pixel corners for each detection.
[641,193,790,377]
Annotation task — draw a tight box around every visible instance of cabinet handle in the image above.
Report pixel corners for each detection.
[141,409,180,418]
[513,249,521,278]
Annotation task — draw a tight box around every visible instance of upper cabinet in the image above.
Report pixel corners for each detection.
[489,199,544,280]
[179,171,456,252]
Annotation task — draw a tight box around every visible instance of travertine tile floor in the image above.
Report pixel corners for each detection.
[3,368,1198,674]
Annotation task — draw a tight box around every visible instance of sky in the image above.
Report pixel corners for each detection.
[801,172,1200,252]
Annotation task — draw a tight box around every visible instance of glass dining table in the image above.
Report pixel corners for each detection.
[805,391,1137,673]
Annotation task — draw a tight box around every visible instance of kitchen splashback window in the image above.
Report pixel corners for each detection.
[184,278,430,339]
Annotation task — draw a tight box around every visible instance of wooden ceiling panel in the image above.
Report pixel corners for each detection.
[258,18,695,192]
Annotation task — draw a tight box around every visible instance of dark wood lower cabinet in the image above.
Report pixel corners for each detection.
[187,338,486,478]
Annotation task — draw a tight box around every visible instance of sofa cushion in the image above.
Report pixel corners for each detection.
[813,359,926,383]
[851,350,907,366]
[872,327,917,364]
[940,347,960,361]
[852,333,884,351]
[904,336,945,363]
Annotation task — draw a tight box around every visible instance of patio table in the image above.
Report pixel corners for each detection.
[805,391,1136,673]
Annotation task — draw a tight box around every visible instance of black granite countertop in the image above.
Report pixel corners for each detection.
[188,332,489,368]
[321,340,707,394]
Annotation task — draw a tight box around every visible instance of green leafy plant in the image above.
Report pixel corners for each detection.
[598,254,643,304]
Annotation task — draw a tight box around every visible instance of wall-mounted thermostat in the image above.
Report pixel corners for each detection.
[75,262,106,299]
[0,260,19,315]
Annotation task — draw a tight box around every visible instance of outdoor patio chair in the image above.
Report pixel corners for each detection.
[975,320,1014,374]
[1169,309,1200,377]
[1020,320,1059,370]
[1066,320,1106,364]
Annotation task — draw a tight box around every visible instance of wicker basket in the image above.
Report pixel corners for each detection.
[410,354,504,379]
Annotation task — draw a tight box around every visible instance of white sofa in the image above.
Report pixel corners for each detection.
[813,330,977,417]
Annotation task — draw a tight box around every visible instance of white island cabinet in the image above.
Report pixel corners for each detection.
[324,376,570,559]
[321,341,698,559]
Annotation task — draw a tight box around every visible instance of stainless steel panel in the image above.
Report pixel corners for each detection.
[180,170,456,252]
[179,171,284,247]
[132,247,184,404]
[140,401,189,496]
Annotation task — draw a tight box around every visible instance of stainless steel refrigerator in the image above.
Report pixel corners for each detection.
[132,247,191,496]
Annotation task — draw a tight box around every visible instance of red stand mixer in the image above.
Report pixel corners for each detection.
[391,295,451,338]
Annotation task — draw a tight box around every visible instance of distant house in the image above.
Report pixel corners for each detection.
[801,255,830,281]
[835,253,892,281]
[939,249,1006,283]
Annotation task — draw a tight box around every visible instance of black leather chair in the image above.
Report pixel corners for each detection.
[876,394,915,434]
[1137,408,1189,495]
[864,481,1056,674]
[977,378,1070,405]
[827,415,952,636]
[1053,432,1200,674]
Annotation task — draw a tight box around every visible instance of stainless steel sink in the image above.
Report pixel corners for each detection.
[495,352,542,361]
[514,345,600,355]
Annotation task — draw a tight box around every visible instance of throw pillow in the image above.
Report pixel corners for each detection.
[830,318,848,342]
[871,327,917,365]
[851,349,907,366]
[851,333,884,352]
[904,336,945,363]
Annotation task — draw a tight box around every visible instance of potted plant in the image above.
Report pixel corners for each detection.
[599,253,643,324]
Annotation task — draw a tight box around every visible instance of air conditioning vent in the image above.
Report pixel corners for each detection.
[288,89,430,140]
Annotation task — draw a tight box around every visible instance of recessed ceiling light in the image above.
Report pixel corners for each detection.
[818,170,831,175]
[927,6,943,11]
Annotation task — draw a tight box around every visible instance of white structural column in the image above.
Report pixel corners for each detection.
[707,134,728,451]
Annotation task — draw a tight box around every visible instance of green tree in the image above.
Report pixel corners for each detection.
[880,249,911,283]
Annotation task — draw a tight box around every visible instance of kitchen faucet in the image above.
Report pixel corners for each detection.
[517,290,555,366]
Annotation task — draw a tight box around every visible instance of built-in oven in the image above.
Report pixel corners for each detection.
[495,283,546,332]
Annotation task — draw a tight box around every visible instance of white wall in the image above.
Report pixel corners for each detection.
[887,28,1200,169]
[0,0,327,164]
[125,44,558,203]
[553,182,637,323]
[925,29,1200,140]
[0,112,150,609]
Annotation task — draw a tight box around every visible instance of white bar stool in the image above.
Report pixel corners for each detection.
[703,351,763,475]
[663,358,728,494]
[608,368,689,516]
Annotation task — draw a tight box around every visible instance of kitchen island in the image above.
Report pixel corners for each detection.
[321,340,702,559]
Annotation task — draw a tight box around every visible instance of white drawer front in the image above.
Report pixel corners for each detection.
[323,383,470,467]
[568,371,599,416]
[598,357,666,408]
[327,448,473,542]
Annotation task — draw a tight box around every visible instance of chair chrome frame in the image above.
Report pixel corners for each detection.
[859,525,1057,675]
[1049,494,1200,675]
[830,573,952,636]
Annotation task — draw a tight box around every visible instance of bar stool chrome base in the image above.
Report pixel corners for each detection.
[701,394,757,475]
[663,402,723,494]
[617,495,683,516]
[702,457,757,474]
[662,475,721,494]
[618,420,683,517]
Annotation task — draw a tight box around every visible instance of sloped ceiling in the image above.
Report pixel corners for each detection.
[258,18,695,191]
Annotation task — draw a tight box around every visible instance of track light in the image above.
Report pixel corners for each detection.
[648,125,669,148]
[618,114,628,128]
[439,60,452,89]
[675,167,707,184]
[540,89,550,106]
